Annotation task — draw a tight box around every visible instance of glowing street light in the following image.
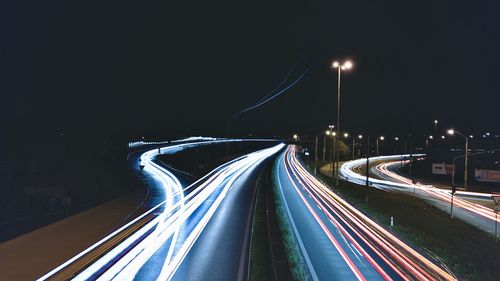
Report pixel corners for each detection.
[343,60,353,69]
[434,120,438,131]
[376,136,384,156]
[447,128,470,188]
[331,60,353,185]
[350,134,364,159]
[293,134,298,140]
[315,128,335,174]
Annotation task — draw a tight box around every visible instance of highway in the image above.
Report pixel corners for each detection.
[276,146,456,281]
[38,140,284,281]
[339,155,500,236]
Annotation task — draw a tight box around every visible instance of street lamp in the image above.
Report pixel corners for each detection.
[323,130,331,162]
[434,120,438,131]
[394,137,399,153]
[323,125,335,162]
[315,129,333,174]
[447,128,470,188]
[376,136,384,156]
[426,135,434,147]
[450,150,492,219]
[293,134,298,140]
[352,134,363,159]
[342,132,353,160]
[328,131,337,177]
[332,60,353,185]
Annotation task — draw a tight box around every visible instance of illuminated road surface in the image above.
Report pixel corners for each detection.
[276,146,456,281]
[339,155,500,236]
[39,140,283,281]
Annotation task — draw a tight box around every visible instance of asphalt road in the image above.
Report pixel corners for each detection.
[339,155,500,237]
[277,146,456,281]
[166,157,267,281]
[39,140,284,281]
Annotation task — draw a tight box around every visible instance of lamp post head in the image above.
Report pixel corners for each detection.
[358,134,363,139]
[434,120,438,124]
[429,135,434,139]
[344,133,349,138]
[325,130,331,135]
[394,137,399,141]
[447,129,455,136]
[332,132,337,136]
[332,60,353,70]
[379,136,385,141]
[293,134,298,140]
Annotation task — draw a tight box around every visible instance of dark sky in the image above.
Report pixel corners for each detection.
[2,1,500,141]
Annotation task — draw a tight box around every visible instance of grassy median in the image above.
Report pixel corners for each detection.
[301,159,500,281]
[250,160,293,281]
[271,165,310,281]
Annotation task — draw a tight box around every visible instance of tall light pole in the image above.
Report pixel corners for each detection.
[323,130,331,161]
[376,136,384,156]
[332,60,353,185]
[356,134,363,158]
[393,137,399,154]
[434,120,438,132]
[447,129,469,188]
[315,129,332,174]
[330,131,337,177]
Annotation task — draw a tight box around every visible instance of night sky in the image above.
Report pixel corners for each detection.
[2,1,500,142]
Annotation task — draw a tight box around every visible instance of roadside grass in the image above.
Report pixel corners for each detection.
[250,175,274,281]
[250,159,293,281]
[302,160,500,281]
[270,159,311,281]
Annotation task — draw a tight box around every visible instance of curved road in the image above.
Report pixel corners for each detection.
[276,146,456,281]
[39,140,283,281]
[339,155,500,237]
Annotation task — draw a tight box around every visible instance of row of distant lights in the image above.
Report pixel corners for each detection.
[445,130,498,139]
[293,132,498,141]
[128,137,219,148]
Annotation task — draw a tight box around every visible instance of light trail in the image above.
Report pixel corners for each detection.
[339,155,500,224]
[280,146,456,281]
[39,140,283,281]
[376,161,500,223]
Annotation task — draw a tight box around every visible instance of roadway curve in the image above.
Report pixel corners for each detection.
[276,146,456,281]
[39,140,283,281]
[339,155,500,237]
